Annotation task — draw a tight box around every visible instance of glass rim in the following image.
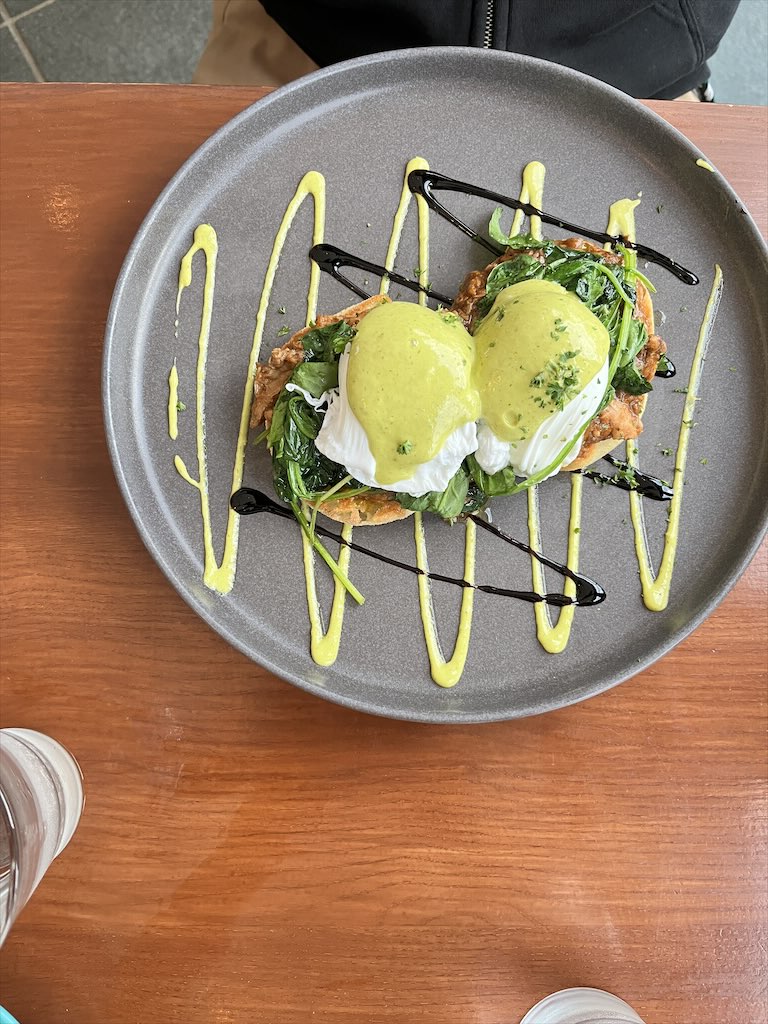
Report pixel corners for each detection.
[0,780,21,947]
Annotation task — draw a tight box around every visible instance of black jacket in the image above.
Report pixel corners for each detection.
[262,0,739,99]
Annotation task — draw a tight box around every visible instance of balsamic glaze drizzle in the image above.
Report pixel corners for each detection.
[309,243,453,304]
[580,455,673,502]
[230,487,605,608]
[289,169,684,608]
[655,356,677,378]
[406,169,700,286]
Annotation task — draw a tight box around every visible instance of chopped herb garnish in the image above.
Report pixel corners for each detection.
[574,527,581,534]
[531,353,581,406]
[728,366,737,373]
[496,308,505,322]
[614,463,638,488]
[277,326,290,337]
[176,400,186,412]
[700,457,708,465]
[660,447,673,457]
[679,305,688,313]
[673,387,688,394]
[277,305,286,315]
[397,440,413,455]
[656,204,664,214]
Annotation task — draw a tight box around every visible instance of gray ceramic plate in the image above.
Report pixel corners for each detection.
[103,49,768,723]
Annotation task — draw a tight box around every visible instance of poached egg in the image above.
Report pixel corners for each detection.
[472,279,610,481]
[315,302,480,496]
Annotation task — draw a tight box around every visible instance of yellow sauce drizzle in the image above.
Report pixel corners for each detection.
[414,514,476,686]
[509,160,545,237]
[168,361,180,440]
[696,158,715,173]
[245,173,354,664]
[176,224,227,590]
[606,198,641,241]
[527,475,583,653]
[381,156,430,306]
[174,453,199,489]
[301,520,354,665]
[175,173,326,595]
[628,265,723,610]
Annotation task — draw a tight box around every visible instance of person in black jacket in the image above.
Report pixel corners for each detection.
[195,0,739,100]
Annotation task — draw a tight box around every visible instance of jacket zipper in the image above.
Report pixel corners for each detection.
[483,0,495,47]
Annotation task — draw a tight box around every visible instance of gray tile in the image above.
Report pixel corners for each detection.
[709,0,768,105]
[4,0,53,16]
[0,25,35,80]
[13,0,210,84]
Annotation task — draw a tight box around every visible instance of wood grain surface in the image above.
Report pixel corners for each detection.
[0,85,766,1024]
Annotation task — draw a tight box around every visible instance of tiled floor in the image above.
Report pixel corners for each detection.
[0,0,210,83]
[0,0,766,104]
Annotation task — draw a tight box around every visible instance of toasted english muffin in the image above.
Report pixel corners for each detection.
[314,490,413,526]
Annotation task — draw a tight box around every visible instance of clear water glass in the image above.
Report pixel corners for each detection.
[519,987,646,1024]
[0,728,84,946]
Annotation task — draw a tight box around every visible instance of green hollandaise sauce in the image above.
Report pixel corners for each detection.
[346,301,480,485]
[473,279,610,443]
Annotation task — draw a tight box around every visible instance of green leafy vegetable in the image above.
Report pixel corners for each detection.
[396,466,483,520]
[475,254,544,319]
[467,457,519,498]
[612,361,653,396]
[267,321,361,506]
[488,207,540,249]
[290,360,338,397]
[299,319,356,361]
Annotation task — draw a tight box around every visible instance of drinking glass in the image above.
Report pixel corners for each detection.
[0,728,84,946]
[519,987,646,1024]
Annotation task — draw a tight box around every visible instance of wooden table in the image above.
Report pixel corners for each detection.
[1,85,766,1024]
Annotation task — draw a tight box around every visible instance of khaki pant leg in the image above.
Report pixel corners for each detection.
[194,0,319,87]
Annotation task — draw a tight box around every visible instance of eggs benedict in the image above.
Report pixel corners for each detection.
[251,295,483,526]
[452,235,664,489]
[250,233,665,526]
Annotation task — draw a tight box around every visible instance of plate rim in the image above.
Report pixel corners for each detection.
[102,47,768,723]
